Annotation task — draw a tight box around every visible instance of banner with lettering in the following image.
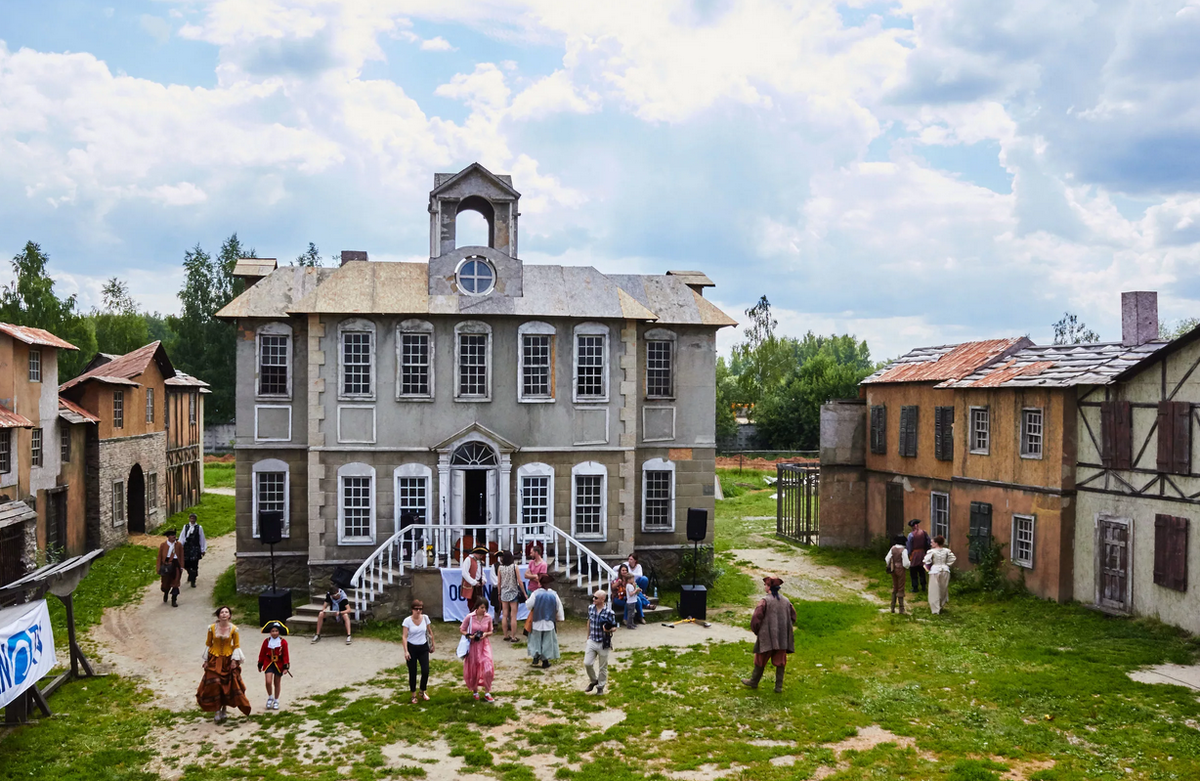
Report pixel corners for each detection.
[441,566,530,623]
[0,599,57,709]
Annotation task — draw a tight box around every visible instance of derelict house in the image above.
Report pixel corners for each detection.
[218,164,735,608]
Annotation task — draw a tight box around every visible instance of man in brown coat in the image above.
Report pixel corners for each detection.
[742,575,796,693]
[157,528,183,607]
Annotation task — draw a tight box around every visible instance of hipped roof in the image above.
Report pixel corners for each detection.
[217,261,736,327]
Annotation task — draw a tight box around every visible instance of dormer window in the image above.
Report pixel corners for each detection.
[457,257,495,296]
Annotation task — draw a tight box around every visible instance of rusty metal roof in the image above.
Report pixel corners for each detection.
[59,397,100,425]
[0,403,34,429]
[166,370,212,392]
[863,338,1032,384]
[60,341,174,393]
[939,341,1172,388]
[0,323,79,350]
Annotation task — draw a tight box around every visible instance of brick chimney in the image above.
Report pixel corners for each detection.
[340,250,369,266]
[1122,291,1159,346]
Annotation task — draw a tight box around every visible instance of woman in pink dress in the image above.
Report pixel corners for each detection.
[460,598,496,702]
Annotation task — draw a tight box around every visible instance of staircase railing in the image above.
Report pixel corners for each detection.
[349,523,617,620]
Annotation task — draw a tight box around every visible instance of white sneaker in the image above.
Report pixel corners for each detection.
[272,699,281,710]
[345,635,352,645]
[311,634,321,643]
[266,697,274,710]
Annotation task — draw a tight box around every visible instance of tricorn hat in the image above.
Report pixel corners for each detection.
[470,545,489,555]
[261,620,289,635]
[763,576,784,589]
[908,519,922,528]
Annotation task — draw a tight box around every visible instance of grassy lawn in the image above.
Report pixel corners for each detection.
[164,492,236,537]
[204,461,235,489]
[7,475,1200,780]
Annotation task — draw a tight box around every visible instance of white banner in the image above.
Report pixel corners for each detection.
[0,599,57,709]
[441,566,530,623]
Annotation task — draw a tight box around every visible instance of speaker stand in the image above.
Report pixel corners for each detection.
[268,542,277,593]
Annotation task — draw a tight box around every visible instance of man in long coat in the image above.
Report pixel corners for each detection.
[158,528,183,607]
[742,575,796,693]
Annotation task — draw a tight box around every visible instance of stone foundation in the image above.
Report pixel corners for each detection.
[235,553,310,593]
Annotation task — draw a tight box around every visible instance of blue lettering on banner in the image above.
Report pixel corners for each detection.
[448,585,461,602]
[0,622,45,695]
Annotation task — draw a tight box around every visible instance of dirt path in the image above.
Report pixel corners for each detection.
[729,546,883,604]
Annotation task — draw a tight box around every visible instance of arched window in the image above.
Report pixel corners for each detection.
[641,457,675,532]
[337,462,376,544]
[573,323,609,403]
[455,195,495,249]
[571,461,607,540]
[518,321,555,402]
[517,462,555,538]
[338,318,376,400]
[455,321,492,401]
[394,463,433,527]
[256,322,293,398]
[252,458,290,538]
[396,319,434,400]
[644,328,676,400]
[451,442,498,467]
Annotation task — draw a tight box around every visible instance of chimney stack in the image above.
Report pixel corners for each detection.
[340,250,368,266]
[1122,291,1159,346]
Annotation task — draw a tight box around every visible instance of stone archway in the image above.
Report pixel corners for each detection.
[127,464,146,534]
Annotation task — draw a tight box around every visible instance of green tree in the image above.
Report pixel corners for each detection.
[167,234,254,423]
[1160,317,1200,341]
[0,241,97,378]
[1052,312,1100,345]
[754,351,870,450]
[90,276,151,357]
[714,357,739,446]
[730,296,795,406]
[293,242,324,267]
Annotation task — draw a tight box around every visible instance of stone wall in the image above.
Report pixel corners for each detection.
[235,551,310,593]
[817,465,868,548]
[96,432,168,550]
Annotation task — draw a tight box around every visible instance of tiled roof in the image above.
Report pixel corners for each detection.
[60,341,172,393]
[0,323,79,350]
[939,341,1172,388]
[59,397,100,425]
[0,403,34,429]
[0,499,37,529]
[863,338,1032,384]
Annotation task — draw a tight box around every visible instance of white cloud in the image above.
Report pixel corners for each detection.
[149,182,208,206]
[508,69,599,120]
[140,15,172,44]
[420,36,454,51]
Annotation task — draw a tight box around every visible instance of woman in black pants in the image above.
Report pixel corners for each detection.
[402,600,435,703]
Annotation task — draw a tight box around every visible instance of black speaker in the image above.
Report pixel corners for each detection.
[258,589,293,625]
[686,508,708,542]
[679,585,707,620]
[331,566,356,590]
[259,511,284,545]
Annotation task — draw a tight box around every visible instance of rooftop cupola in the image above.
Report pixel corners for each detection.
[428,163,521,259]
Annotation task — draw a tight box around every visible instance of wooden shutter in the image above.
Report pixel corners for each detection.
[1157,401,1192,475]
[968,502,991,564]
[1102,401,1133,470]
[900,406,918,457]
[871,405,887,454]
[1154,514,1189,592]
[934,406,955,461]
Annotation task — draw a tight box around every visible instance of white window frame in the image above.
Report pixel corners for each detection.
[641,457,676,532]
[1020,407,1043,459]
[1012,513,1035,569]
[252,459,291,539]
[517,462,555,537]
[573,322,610,403]
[337,462,376,545]
[337,318,377,401]
[145,387,155,424]
[28,349,41,382]
[517,321,556,403]
[644,328,676,400]
[571,461,607,541]
[256,322,293,399]
[394,463,433,527]
[454,320,492,402]
[396,319,434,401]
[930,491,950,540]
[147,472,158,513]
[30,428,42,468]
[969,406,990,455]
[456,256,496,296]
[112,480,125,526]
[60,425,70,463]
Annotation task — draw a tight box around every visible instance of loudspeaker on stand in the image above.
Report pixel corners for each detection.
[686,508,708,542]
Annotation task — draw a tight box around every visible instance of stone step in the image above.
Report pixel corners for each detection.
[287,613,363,635]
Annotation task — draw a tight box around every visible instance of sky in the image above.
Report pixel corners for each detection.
[1,0,1198,361]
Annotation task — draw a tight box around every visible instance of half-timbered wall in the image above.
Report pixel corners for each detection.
[1074,334,1200,632]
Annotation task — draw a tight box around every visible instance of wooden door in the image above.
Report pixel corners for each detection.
[1097,518,1131,612]
[885,483,905,539]
[968,502,992,563]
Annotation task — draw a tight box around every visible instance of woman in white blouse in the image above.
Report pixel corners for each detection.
[924,535,957,615]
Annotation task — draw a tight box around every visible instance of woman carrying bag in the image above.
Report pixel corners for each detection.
[496,551,526,642]
[402,600,435,703]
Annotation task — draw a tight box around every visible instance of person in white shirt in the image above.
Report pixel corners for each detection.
[312,581,353,644]
[884,534,911,614]
[924,535,958,615]
[460,546,487,607]
[402,600,435,703]
[180,513,207,588]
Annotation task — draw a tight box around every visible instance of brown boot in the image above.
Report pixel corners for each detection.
[890,593,897,613]
[898,596,905,615]
[774,666,785,693]
[741,665,765,689]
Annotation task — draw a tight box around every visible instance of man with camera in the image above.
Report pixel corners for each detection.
[583,589,617,696]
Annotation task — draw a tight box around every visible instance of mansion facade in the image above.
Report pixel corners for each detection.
[219,164,735,591]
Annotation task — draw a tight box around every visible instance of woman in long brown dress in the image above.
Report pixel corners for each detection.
[197,606,253,723]
[742,576,796,693]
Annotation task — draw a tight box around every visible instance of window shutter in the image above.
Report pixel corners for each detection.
[1101,402,1115,468]
[934,406,955,461]
[968,502,991,564]
[897,408,907,456]
[1157,403,1174,473]
[1105,401,1133,470]
[908,406,919,457]
[1174,404,1192,475]
[1170,516,1188,592]
[871,406,887,455]
[1154,513,1170,587]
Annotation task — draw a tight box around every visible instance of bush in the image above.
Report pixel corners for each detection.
[953,539,1025,598]
[663,545,723,590]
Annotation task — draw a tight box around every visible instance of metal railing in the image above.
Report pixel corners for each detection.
[349,523,618,620]
[776,463,820,545]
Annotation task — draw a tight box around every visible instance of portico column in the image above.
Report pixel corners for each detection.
[437,452,450,565]
[499,453,512,551]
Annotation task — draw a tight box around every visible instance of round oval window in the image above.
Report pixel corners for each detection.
[458,258,495,295]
